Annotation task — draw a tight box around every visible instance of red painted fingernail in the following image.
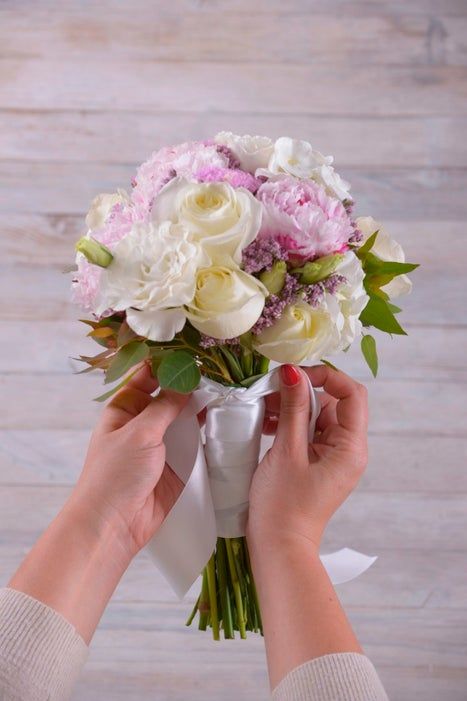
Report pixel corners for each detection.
[281,364,301,386]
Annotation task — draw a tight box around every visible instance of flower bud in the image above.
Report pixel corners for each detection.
[298,253,344,284]
[259,260,287,294]
[75,236,113,268]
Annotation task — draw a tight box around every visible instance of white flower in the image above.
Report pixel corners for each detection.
[95,220,209,341]
[151,177,262,263]
[214,131,274,172]
[85,190,129,230]
[356,216,412,298]
[186,263,267,339]
[325,252,369,353]
[254,300,338,364]
[257,137,351,202]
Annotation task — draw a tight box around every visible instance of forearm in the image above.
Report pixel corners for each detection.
[8,493,133,644]
[248,536,361,690]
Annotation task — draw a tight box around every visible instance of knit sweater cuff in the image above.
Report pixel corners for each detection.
[0,587,89,701]
[272,653,389,701]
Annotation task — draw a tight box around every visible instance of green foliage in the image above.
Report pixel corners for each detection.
[360,293,407,335]
[104,341,149,384]
[94,367,140,402]
[361,334,378,377]
[157,350,201,393]
[295,253,344,284]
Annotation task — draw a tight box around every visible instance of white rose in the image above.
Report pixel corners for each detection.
[85,189,129,230]
[356,216,412,298]
[257,137,351,201]
[95,220,208,341]
[186,264,267,339]
[325,252,369,353]
[254,300,338,364]
[151,177,262,263]
[214,131,274,172]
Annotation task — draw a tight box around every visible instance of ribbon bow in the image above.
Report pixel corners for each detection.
[145,368,376,598]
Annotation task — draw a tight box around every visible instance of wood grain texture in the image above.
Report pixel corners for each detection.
[0,0,466,699]
[1,12,466,66]
[2,112,466,167]
[1,60,466,115]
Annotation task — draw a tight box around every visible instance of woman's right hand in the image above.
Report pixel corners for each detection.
[247,363,369,554]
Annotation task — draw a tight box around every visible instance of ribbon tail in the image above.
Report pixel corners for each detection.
[320,548,377,585]
[144,412,217,598]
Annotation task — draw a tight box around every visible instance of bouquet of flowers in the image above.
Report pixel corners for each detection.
[71,132,417,640]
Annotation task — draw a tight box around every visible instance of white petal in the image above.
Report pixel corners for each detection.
[126,307,186,342]
[382,274,412,299]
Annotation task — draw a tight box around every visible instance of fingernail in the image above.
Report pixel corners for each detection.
[280,364,301,386]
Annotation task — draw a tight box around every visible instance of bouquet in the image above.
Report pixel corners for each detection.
[71,132,418,640]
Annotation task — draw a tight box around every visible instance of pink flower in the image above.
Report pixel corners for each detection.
[131,141,230,210]
[256,175,355,260]
[195,166,261,193]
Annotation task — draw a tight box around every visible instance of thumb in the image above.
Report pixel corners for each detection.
[134,389,189,444]
[273,365,311,456]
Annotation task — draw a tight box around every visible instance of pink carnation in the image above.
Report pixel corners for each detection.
[131,140,230,210]
[72,201,148,312]
[195,166,261,193]
[256,175,355,260]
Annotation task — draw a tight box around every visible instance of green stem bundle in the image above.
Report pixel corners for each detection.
[186,537,263,640]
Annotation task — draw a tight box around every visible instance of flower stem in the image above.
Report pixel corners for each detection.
[206,553,220,641]
[185,594,200,627]
[225,538,247,639]
[198,568,209,631]
[216,538,234,639]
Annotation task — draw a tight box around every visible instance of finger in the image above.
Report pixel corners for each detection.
[135,388,190,443]
[99,387,153,432]
[303,365,368,433]
[315,392,338,432]
[125,361,159,394]
[262,416,279,435]
[272,365,311,457]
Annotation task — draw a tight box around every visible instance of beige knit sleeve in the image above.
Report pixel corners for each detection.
[0,587,88,701]
[272,653,389,701]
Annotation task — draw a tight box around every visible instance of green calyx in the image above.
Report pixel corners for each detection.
[75,236,113,268]
[259,260,287,294]
[295,253,344,284]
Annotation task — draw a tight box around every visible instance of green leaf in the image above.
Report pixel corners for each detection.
[117,321,138,346]
[356,230,379,259]
[94,367,140,402]
[387,303,402,314]
[361,334,378,378]
[239,373,267,388]
[157,350,201,393]
[104,341,149,385]
[376,261,419,275]
[360,294,407,335]
[150,349,167,377]
[320,358,340,372]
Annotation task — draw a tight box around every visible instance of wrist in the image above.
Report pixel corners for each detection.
[247,529,322,570]
[64,490,135,569]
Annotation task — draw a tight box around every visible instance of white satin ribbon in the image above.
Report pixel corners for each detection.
[145,368,376,598]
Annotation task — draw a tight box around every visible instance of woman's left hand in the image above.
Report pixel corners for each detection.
[71,362,189,558]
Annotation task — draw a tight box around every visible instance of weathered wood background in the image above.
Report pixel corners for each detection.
[1,1,466,699]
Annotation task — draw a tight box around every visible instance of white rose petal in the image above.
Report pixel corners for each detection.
[126,307,186,342]
[186,264,267,339]
[214,131,274,172]
[85,189,129,230]
[256,137,351,202]
[152,177,262,263]
[356,216,413,298]
[95,220,209,341]
[254,300,338,364]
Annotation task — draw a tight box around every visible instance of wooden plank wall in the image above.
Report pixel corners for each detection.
[1,1,466,699]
